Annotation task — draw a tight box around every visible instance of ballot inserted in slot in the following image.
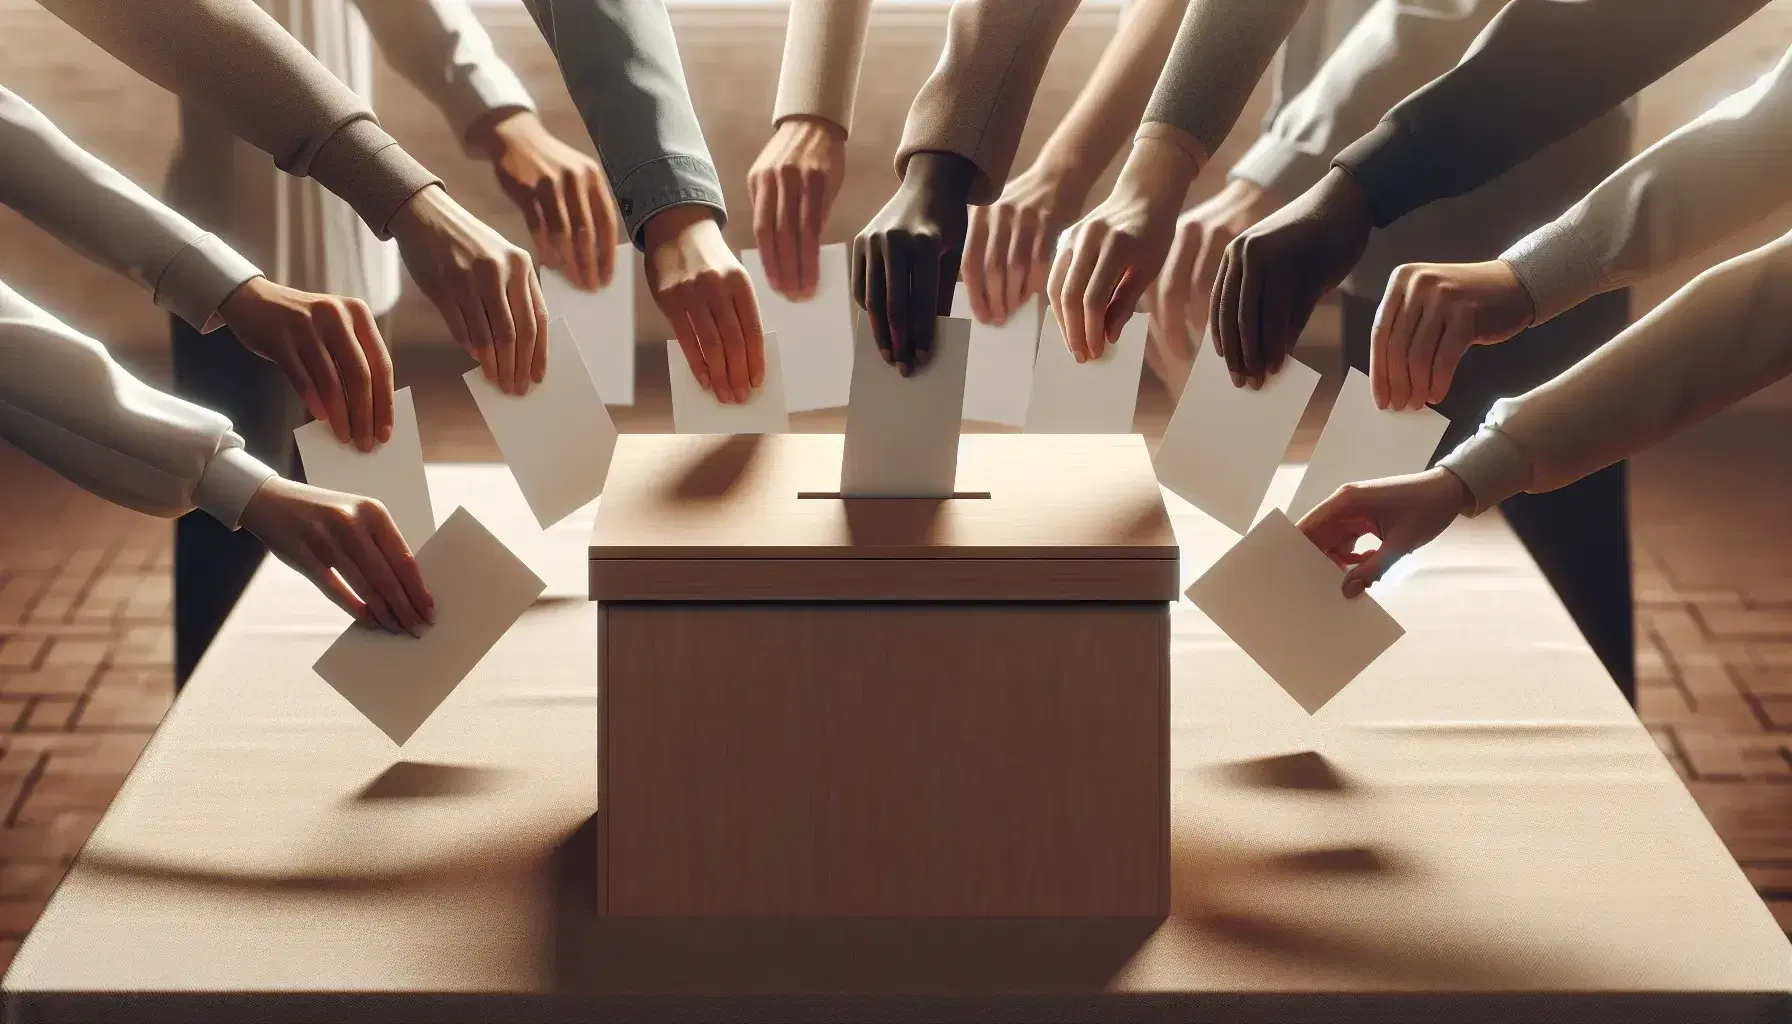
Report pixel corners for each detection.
[839,314,972,497]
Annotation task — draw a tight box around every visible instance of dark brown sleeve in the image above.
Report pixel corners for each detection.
[1332,0,1772,228]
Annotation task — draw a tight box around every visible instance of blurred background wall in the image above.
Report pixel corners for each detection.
[4,0,1791,399]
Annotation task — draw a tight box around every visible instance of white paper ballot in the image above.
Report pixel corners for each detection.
[1285,369,1451,523]
[464,318,618,529]
[666,332,792,434]
[1154,344,1321,535]
[540,255,636,405]
[294,387,435,549]
[951,285,1042,427]
[740,245,854,413]
[1024,311,1148,433]
[1185,510,1404,714]
[313,507,545,744]
[841,314,972,496]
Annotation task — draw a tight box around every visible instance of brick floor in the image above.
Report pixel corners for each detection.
[0,345,1788,979]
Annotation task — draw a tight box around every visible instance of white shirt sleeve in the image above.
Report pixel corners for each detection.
[0,278,276,529]
[0,86,261,332]
[1501,46,1792,326]
[354,0,537,154]
[1230,0,1505,202]
[1440,225,1792,513]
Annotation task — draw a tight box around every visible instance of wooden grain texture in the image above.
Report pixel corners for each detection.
[588,434,1177,560]
[598,602,1171,917]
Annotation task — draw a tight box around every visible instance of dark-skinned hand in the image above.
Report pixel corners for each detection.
[851,152,976,375]
[1210,166,1374,389]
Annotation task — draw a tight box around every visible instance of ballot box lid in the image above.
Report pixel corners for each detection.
[589,433,1177,601]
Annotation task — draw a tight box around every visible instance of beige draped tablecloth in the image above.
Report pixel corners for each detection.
[4,463,1787,1023]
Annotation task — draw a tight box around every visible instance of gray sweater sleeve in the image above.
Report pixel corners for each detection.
[1138,0,1315,161]
[1331,0,1773,228]
[522,0,725,248]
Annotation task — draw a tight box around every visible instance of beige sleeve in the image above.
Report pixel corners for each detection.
[773,0,874,135]
[896,0,1083,204]
[39,0,441,237]
[1438,226,1792,512]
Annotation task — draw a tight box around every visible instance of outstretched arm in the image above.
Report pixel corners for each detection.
[41,0,547,399]
[0,278,272,527]
[521,0,724,246]
[0,86,258,334]
[1442,227,1792,512]
[1502,46,1792,326]
[39,0,439,235]
[1332,0,1773,228]
[524,0,763,406]
[747,0,873,300]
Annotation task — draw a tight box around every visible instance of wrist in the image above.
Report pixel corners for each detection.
[1115,136,1201,212]
[778,113,846,143]
[1433,466,1476,514]
[1319,166,1373,231]
[389,183,450,238]
[217,274,272,321]
[469,109,544,160]
[642,203,722,251]
[1025,148,1096,209]
[899,151,977,203]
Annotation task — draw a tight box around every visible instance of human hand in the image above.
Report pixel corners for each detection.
[644,204,765,404]
[218,277,392,452]
[747,115,846,300]
[1372,259,1535,411]
[238,476,434,635]
[389,183,548,396]
[851,152,976,374]
[1212,166,1373,388]
[1296,467,1475,597]
[963,164,1082,326]
[1154,178,1279,360]
[473,110,621,293]
[1049,136,1200,363]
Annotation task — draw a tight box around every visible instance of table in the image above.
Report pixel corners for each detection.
[3,464,1786,1023]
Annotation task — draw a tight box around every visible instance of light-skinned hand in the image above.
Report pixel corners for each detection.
[851,152,976,375]
[238,476,434,636]
[645,204,765,404]
[1296,467,1476,597]
[748,115,846,301]
[1211,166,1372,389]
[217,276,392,453]
[1372,259,1536,411]
[474,110,621,293]
[1049,136,1200,364]
[963,164,1082,326]
[1154,177,1279,361]
[389,183,548,397]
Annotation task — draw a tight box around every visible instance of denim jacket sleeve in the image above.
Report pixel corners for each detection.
[522,0,726,248]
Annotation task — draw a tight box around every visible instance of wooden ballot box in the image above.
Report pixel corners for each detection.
[588,433,1178,917]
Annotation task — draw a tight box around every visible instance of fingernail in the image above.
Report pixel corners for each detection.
[697,376,711,392]
[1230,373,1244,388]
[898,362,912,377]
[879,348,894,365]
[917,349,932,368]
[734,388,748,403]
[751,371,765,388]
[379,425,393,443]
[1074,352,1086,364]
